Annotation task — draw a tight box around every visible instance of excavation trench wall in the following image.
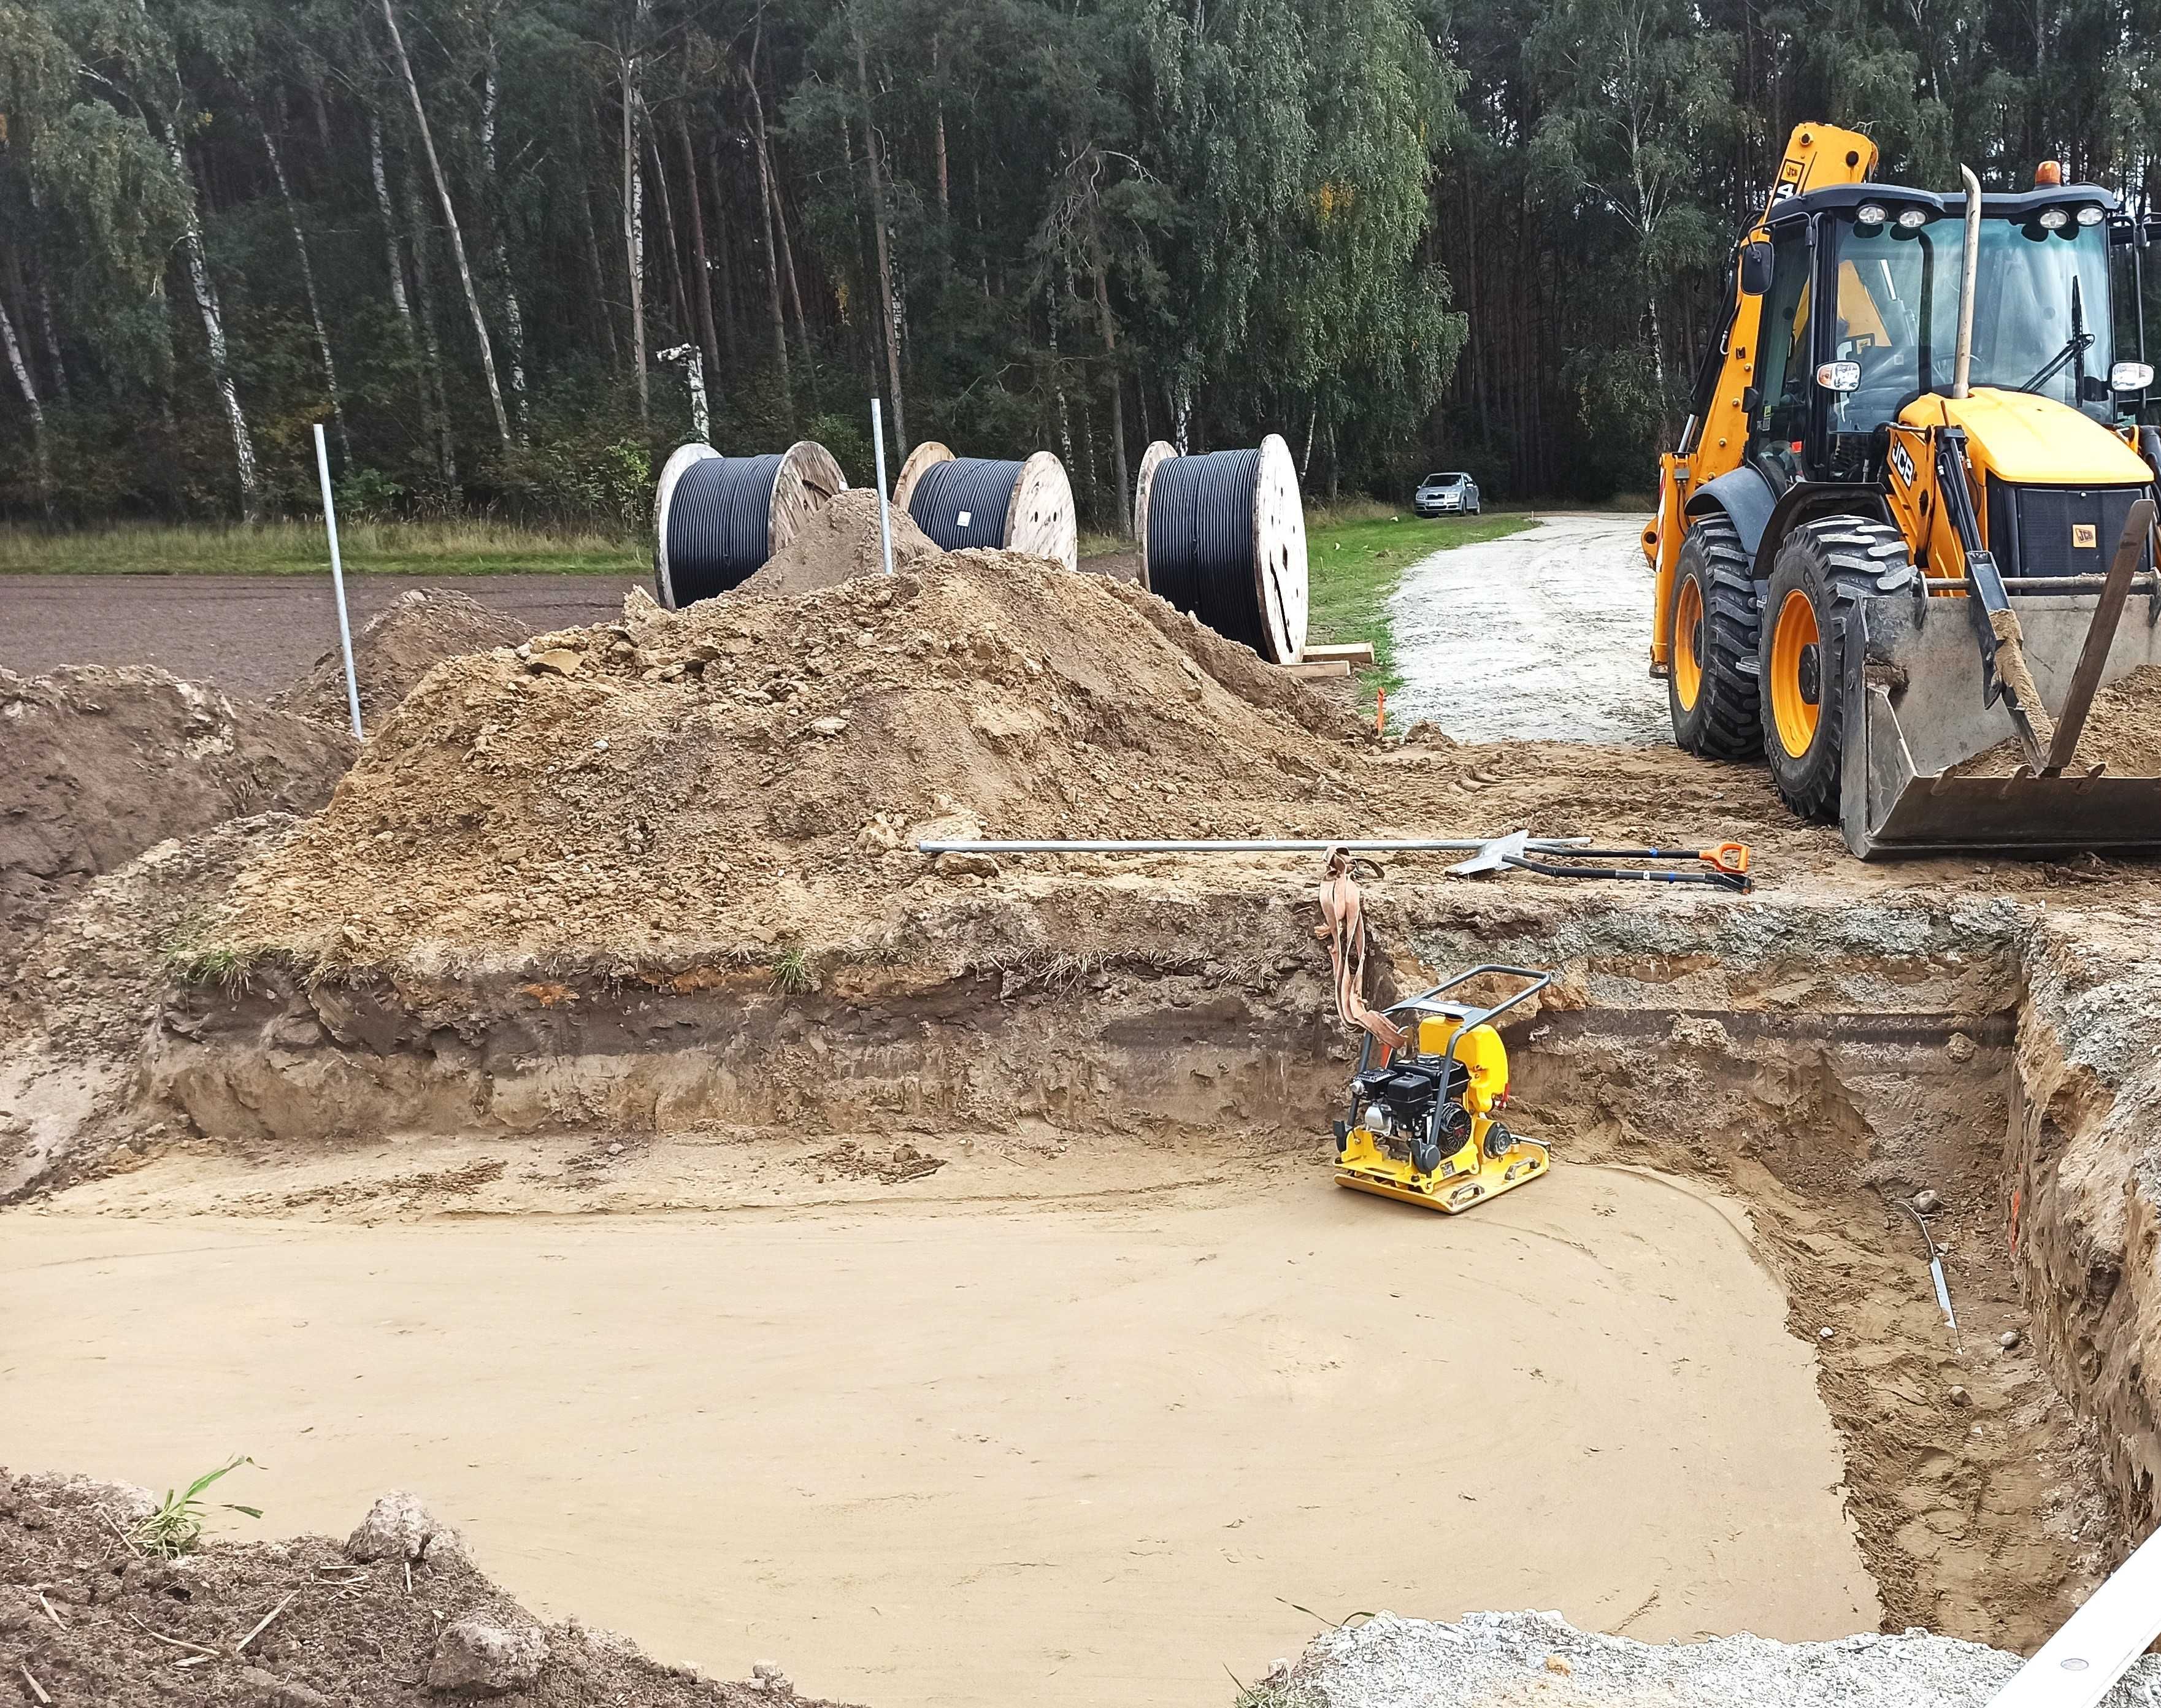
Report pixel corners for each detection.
[150,886,2161,1647]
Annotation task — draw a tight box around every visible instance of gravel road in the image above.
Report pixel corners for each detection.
[1387,513,1665,743]
[0,573,642,702]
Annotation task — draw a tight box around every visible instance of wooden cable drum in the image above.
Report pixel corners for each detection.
[653,439,847,608]
[1134,433,1308,664]
[891,442,1078,572]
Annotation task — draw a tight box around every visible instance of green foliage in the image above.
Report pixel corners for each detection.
[770,946,815,995]
[131,1457,263,1558]
[7,0,2161,519]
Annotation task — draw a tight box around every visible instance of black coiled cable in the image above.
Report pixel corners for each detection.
[907,457,1025,552]
[1146,448,1264,651]
[663,452,786,605]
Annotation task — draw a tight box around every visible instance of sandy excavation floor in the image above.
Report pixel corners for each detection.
[6,1163,1876,1708]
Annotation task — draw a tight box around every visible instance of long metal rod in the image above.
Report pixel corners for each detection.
[871,397,896,578]
[1953,164,1983,399]
[312,422,364,741]
[917,837,1595,855]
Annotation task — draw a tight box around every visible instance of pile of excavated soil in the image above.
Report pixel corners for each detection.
[1267,1609,2161,1707]
[1950,664,2161,777]
[271,586,532,733]
[741,488,943,594]
[0,666,352,976]
[1,1470,847,1707]
[202,557,1833,973]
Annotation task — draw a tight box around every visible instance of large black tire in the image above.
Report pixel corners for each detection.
[1666,513,1762,759]
[1759,518,1917,820]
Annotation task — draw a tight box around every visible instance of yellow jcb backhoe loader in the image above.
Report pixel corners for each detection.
[1643,124,2161,856]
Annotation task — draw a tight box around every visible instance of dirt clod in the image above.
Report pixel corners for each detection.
[271,588,529,733]
[0,666,351,977]
[740,489,944,594]
[428,1618,548,1695]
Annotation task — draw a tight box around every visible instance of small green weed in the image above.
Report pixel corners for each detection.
[131,1457,262,1558]
[770,946,815,994]
[161,919,256,992]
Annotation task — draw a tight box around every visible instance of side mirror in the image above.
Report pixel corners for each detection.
[1738,239,1775,296]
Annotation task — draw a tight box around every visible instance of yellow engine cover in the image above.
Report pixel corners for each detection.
[1413,1016,1509,1112]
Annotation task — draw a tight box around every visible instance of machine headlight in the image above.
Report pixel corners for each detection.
[1816,361,1861,392]
[2038,207,2070,230]
[2078,205,2105,226]
[2111,361,2154,392]
[1856,203,1888,226]
[1896,207,1929,229]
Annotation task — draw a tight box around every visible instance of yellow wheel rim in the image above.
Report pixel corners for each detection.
[1769,587,1822,758]
[1673,576,1705,711]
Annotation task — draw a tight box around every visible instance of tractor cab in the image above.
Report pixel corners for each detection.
[1729,181,2154,497]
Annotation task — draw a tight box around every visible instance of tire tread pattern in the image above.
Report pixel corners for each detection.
[1673,513,1763,760]
[1762,516,1917,821]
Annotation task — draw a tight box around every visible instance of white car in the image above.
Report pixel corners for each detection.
[1414,472,1480,516]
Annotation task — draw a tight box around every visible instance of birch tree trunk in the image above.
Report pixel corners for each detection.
[648,126,691,340]
[578,174,621,367]
[853,20,907,448]
[767,144,812,362]
[160,120,261,519]
[481,39,529,436]
[405,167,459,484]
[676,109,720,381]
[371,115,448,476]
[704,134,738,364]
[746,58,793,414]
[620,51,648,422]
[381,0,511,445]
[1048,275,1074,475]
[932,35,951,217]
[260,113,350,464]
[36,281,68,404]
[0,289,52,513]
[1089,250,1130,535]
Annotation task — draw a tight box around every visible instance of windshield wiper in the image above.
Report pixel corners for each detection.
[2017,275,2094,395]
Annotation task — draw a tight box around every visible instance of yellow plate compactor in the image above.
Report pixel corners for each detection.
[1333,965,1553,1213]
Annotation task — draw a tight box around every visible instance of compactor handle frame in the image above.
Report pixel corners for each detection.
[1379,965,1554,1086]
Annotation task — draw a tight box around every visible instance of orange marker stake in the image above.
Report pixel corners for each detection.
[1375,686,1387,737]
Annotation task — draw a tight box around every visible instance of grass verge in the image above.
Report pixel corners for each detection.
[0,518,645,576]
[1306,512,1534,708]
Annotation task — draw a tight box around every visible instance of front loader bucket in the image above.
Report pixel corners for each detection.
[1842,588,2161,859]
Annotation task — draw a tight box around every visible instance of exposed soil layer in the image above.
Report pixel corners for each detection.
[0,573,639,703]
[1949,663,2161,776]
[0,1469,849,1707]
[0,814,301,1199]
[0,666,351,976]
[269,587,530,733]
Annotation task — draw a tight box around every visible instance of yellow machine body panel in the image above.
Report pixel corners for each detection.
[1413,1014,1509,1110]
[1903,389,2151,487]
[1646,123,1880,665]
[1883,391,2154,585]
